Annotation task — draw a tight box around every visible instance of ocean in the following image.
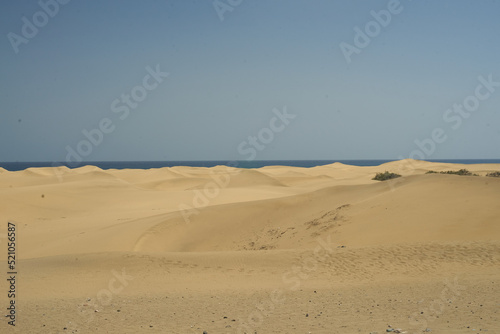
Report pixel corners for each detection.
[1,159,500,172]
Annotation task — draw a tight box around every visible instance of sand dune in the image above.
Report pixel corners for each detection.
[110,167,185,183]
[0,160,499,333]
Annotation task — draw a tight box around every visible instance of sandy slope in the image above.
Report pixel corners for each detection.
[0,160,499,334]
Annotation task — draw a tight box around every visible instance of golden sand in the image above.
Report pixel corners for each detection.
[0,160,499,333]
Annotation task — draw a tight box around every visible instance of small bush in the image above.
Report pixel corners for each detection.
[373,171,401,181]
[440,169,478,176]
[426,170,438,174]
[486,171,500,177]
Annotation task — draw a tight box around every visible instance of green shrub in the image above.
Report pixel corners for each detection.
[486,171,500,177]
[440,169,477,176]
[373,171,401,181]
[426,170,438,174]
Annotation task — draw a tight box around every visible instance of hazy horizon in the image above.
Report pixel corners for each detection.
[3,158,500,163]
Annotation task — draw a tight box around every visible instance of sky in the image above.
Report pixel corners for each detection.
[1,0,499,162]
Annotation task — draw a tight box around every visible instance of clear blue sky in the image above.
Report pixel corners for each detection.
[1,0,499,162]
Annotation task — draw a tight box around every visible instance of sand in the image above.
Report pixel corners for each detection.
[0,159,499,333]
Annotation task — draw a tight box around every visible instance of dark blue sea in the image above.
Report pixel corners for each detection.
[1,160,500,172]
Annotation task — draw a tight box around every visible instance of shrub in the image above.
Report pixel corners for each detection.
[440,169,477,176]
[373,171,401,181]
[486,171,500,177]
[426,171,438,174]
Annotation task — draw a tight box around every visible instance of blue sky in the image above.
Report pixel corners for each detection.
[1,0,499,162]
